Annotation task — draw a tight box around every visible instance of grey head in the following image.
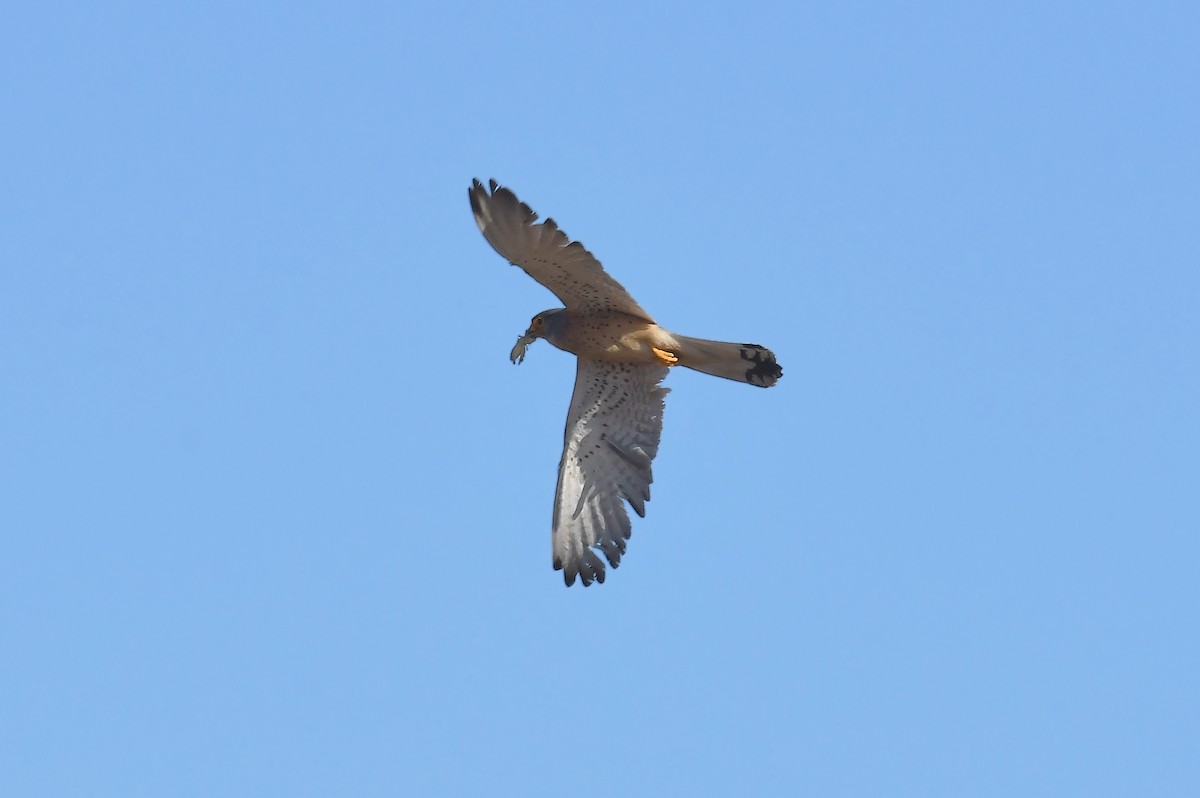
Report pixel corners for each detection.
[510,308,567,364]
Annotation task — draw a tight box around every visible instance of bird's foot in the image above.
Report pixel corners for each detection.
[651,347,679,366]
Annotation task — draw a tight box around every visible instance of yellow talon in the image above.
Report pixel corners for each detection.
[652,347,679,366]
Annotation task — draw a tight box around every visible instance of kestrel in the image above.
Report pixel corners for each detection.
[470,179,782,586]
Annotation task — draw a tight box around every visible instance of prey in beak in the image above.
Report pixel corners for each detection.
[510,329,537,364]
[510,313,549,364]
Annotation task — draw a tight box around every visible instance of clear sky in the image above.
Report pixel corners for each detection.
[2,2,1197,796]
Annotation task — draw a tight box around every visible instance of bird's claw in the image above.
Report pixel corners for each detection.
[651,347,679,366]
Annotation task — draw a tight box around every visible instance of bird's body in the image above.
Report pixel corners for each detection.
[470,179,781,585]
[527,309,680,364]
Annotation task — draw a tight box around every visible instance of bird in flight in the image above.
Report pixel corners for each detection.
[470,179,782,586]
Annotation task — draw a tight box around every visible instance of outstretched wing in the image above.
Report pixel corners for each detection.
[552,359,669,586]
[469,178,655,322]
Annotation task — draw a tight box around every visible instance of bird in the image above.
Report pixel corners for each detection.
[469,179,782,586]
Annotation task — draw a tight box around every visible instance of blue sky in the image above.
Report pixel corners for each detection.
[2,1,1197,795]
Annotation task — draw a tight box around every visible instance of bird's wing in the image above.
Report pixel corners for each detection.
[551,359,669,586]
[469,178,656,322]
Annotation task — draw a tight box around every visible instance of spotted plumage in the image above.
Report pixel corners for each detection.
[470,179,782,586]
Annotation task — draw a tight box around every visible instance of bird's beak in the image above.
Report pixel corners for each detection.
[510,327,538,364]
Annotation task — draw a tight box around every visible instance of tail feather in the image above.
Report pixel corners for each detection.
[673,336,782,387]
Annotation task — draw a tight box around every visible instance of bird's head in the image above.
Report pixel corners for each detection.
[510,309,565,364]
[526,309,565,336]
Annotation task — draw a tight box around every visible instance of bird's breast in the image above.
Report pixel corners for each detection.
[548,312,677,363]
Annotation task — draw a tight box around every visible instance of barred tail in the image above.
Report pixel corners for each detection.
[673,336,782,388]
